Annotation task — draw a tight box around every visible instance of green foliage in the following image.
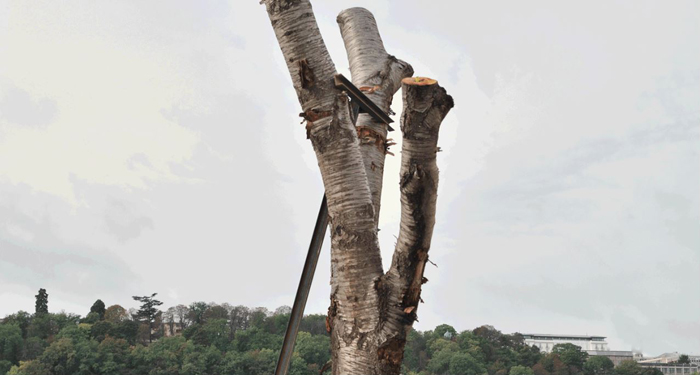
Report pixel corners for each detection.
[584,356,614,375]
[294,331,330,367]
[678,355,690,365]
[188,302,208,325]
[3,299,556,375]
[34,290,48,316]
[0,360,12,375]
[1,313,31,339]
[81,312,100,325]
[132,293,163,343]
[512,365,536,375]
[90,300,106,321]
[449,352,487,375]
[0,324,23,365]
[552,343,588,370]
[103,305,128,324]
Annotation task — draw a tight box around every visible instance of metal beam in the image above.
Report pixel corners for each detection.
[274,196,328,375]
[334,73,395,131]
[275,74,394,375]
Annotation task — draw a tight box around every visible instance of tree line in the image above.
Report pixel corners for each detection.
[0,289,694,375]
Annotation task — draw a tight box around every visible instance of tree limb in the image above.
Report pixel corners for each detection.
[262,1,385,373]
[379,77,454,368]
[337,8,414,228]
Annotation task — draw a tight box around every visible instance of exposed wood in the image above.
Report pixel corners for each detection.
[263,3,452,374]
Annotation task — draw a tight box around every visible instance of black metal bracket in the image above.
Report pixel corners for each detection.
[334,74,394,131]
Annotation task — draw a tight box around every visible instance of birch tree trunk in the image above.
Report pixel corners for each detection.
[337,8,414,227]
[262,1,453,373]
[380,77,454,373]
[262,1,384,373]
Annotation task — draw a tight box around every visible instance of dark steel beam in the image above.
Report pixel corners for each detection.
[276,74,394,375]
[274,196,328,375]
[334,73,395,131]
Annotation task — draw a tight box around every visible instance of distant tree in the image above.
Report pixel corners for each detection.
[89,300,106,320]
[95,336,129,375]
[131,293,163,343]
[89,320,114,342]
[295,331,331,368]
[249,307,269,329]
[34,289,48,315]
[511,365,536,375]
[2,312,32,339]
[51,312,81,332]
[0,359,11,375]
[274,305,292,316]
[552,343,588,371]
[163,307,176,335]
[677,355,690,365]
[188,302,208,325]
[449,352,487,375]
[173,304,191,329]
[104,305,129,323]
[229,306,250,337]
[540,353,570,375]
[203,305,229,321]
[21,337,48,362]
[434,324,458,340]
[26,313,56,340]
[614,360,642,375]
[0,324,23,365]
[81,312,100,324]
[111,320,140,345]
[584,356,614,375]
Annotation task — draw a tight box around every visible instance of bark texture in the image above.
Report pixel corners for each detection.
[263,1,384,374]
[337,8,414,228]
[379,77,454,373]
[263,2,453,373]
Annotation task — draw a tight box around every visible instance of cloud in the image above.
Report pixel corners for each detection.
[0,83,57,128]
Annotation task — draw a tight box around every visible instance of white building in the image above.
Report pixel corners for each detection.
[522,334,610,352]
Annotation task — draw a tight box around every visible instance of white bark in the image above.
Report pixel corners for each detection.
[262,1,385,373]
[380,77,454,372]
[263,2,453,373]
[337,8,414,227]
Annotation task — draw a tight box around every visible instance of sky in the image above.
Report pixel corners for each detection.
[0,0,698,357]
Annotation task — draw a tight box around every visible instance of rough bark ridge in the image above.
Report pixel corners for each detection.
[262,2,453,374]
[380,77,454,373]
[263,1,384,373]
[337,8,414,228]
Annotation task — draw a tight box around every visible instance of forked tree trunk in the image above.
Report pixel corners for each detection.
[262,1,453,374]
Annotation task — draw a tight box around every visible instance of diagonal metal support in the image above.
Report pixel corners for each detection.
[334,73,395,131]
[275,74,393,375]
[275,196,328,375]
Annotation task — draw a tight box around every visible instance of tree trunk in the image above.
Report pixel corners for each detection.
[262,2,453,373]
[337,8,414,227]
[380,77,454,372]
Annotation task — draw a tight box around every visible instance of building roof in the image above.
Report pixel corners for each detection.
[522,334,607,340]
[586,351,634,356]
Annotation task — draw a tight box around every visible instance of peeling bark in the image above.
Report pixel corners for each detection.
[380,77,454,373]
[263,1,385,374]
[337,8,414,228]
[263,2,453,373]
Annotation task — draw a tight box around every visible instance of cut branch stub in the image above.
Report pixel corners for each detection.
[377,76,453,373]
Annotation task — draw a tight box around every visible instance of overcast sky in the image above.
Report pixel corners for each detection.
[1,0,698,357]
